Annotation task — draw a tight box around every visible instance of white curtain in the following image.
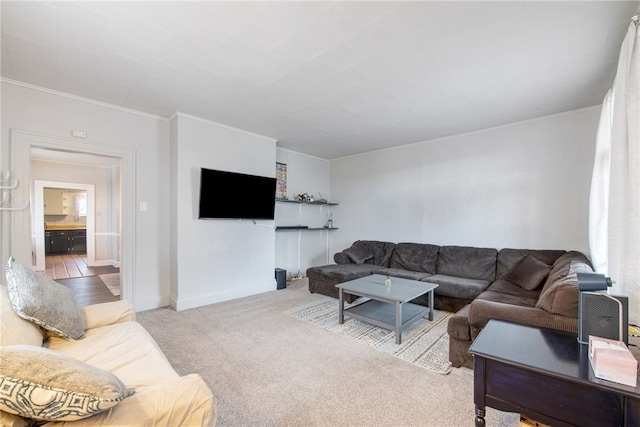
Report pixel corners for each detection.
[589,17,639,325]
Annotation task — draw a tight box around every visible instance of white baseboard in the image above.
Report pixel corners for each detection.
[171,281,276,311]
[91,260,118,267]
[134,294,171,312]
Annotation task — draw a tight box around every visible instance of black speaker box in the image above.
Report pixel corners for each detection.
[578,292,628,345]
[275,268,286,290]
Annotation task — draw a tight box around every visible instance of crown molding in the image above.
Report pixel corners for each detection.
[276,146,328,162]
[169,111,278,143]
[334,105,603,161]
[1,78,167,121]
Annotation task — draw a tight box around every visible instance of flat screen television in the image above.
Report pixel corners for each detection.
[198,168,277,220]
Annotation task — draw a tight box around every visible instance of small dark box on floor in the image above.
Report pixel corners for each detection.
[275,268,286,290]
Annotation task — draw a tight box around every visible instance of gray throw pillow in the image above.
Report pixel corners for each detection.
[0,345,133,421]
[5,257,85,340]
[504,254,552,291]
[343,241,373,265]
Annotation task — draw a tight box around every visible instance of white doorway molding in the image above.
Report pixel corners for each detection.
[10,130,136,302]
[33,180,95,271]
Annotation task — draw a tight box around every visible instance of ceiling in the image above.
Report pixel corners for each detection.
[2,1,638,160]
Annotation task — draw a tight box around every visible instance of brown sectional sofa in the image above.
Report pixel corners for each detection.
[306,240,593,369]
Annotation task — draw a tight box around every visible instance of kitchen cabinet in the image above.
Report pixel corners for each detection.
[44,229,86,254]
[44,189,66,215]
[71,230,86,253]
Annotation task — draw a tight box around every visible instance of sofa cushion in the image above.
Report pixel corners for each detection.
[485,279,541,300]
[0,285,43,347]
[476,290,538,308]
[535,251,593,318]
[540,251,593,295]
[382,268,434,282]
[306,264,377,284]
[389,242,439,273]
[536,277,581,318]
[6,257,85,340]
[425,274,490,300]
[359,241,396,267]
[60,374,215,427]
[47,321,181,388]
[343,241,374,264]
[503,254,552,291]
[496,249,565,279]
[0,345,132,422]
[436,246,497,281]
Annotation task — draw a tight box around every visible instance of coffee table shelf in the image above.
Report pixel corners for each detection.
[336,274,438,344]
[345,300,430,332]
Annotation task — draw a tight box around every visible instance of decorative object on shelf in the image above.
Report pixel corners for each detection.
[324,212,333,228]
[385,275,391,288]
[276,198,337,206]
[316,193,328,204]
[295,193,314,202]
[275,162,287,200]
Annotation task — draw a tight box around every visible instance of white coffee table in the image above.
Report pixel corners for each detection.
[336,274,438,344]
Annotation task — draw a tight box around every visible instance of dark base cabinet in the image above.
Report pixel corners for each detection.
[45,229,87,254]
[71,230,86,253]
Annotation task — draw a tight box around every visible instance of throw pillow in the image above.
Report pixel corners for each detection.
[343,241,373,265]
[0,345,133,421]
[504,255,552,291]
[5,257,85,340]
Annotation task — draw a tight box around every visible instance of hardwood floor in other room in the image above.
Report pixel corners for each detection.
[55,275,119,306]
[42,254,93,280]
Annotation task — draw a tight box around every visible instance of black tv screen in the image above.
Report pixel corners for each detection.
[198,168,277,220]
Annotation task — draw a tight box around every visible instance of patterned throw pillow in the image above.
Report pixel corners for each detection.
[5,257,85,340]
[0,345,133,421]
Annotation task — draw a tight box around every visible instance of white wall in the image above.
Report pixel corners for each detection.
[169,114,277,310]
[274,149,332,277]
[330,107,600,256]
[0,79,603,311]
[1,81,170,310]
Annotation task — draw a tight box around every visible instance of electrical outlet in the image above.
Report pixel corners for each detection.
[71,130,87,138]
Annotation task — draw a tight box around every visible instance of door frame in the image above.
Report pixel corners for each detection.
[10,130,136,301]
[34,181,95,271]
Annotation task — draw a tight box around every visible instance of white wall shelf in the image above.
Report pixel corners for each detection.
[275,198,338,276]
[276,198,338,206]
[276,227,339,231]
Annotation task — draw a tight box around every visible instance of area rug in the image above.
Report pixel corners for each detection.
[99,273,120,296]
[284,297,453,374]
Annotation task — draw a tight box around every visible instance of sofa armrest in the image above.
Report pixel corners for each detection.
[42,374,215,427]
[82,300,136,330]
[468,299,578,339]
[334,252,350,264]
[0,411,30,427]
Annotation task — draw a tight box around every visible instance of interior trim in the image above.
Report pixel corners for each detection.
[10,129,136,303]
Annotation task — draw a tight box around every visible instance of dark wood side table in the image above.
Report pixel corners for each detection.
[469,319,640,427]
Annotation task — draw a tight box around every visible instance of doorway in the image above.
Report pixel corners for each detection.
[34,180,96,272]
[9,130,136,302]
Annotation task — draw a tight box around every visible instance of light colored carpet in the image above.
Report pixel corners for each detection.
[99,273,120,296]
[137,279,519,427]
[285,298,453,374]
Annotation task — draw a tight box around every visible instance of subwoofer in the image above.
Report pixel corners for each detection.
[578,292,628,345]
[275,268,286,290]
